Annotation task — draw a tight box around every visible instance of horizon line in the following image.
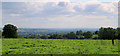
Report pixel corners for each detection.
[0,27,117,29]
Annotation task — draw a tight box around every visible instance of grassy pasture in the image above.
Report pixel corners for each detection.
[2,39,119,54]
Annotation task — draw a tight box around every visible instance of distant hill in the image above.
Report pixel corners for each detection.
[18,28,99,35]
[0,28,99,34]
[0,28,2,30]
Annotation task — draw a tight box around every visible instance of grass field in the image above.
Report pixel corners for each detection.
[2,39,119,54]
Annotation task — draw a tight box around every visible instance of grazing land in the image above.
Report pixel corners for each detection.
[2,39,119,54]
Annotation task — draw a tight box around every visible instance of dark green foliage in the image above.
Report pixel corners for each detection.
[98,27,115,39]
[83,31,93,39]
[40,35,48,39]
[76,30,84,39]
[62,34,67,39]
[66,32,77,39]
[2,24,18,38]
[117,27,120,39]
[49,34,63,39]
[2,24,120,40]
[76,30,83,36]
[94,31,98,34]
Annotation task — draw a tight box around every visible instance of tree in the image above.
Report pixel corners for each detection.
[66,32,77,39]
[0,30,2,38]
[98,27,115,39]
[49,34,63,39]
[117,27,120,39]
[94,31,99,34]
[63,34,67,39]
[2,24,18,38]
[98,27,116,45]
[40,35,48,39]
[83,31,93,39]
[76,30,83,36]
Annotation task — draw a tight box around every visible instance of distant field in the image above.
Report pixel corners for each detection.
[2,39,119,54]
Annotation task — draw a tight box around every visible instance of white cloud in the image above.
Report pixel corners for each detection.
[2,1,118,28]
[10,14,22,17]
[73,1,118,15]
[15,1,117,17]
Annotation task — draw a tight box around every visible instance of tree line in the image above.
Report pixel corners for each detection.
[1,24,120,40]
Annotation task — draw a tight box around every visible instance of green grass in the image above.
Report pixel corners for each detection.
[2,39,119,54]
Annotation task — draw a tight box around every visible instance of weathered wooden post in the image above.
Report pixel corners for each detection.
[112,38,114,45]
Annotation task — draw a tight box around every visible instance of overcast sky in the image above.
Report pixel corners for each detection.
[2,1,118,28]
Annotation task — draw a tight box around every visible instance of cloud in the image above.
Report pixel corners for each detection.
[0,2,2,27]
[3,1,117,17]
[73,1,118,16]
[2,1,118,28]
[10,14,22,17]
